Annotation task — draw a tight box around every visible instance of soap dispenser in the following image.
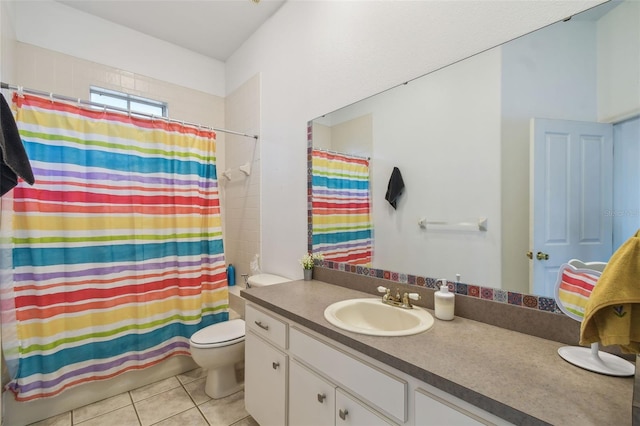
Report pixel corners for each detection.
[434,279,455,320]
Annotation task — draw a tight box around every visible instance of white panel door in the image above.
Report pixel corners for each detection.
[530,118,613,296]
[612,116,640,249]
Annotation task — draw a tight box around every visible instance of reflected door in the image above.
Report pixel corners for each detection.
[530,118,613,296]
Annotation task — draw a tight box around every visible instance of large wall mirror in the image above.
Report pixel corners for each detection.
[308,0,639,300]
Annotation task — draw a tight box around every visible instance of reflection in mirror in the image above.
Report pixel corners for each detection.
[308,0,639,300]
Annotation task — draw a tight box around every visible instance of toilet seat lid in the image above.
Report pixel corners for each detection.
[190,319,245,346]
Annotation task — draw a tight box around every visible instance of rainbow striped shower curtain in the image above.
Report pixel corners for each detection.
[312,149,372,265]
[3,93,228,401]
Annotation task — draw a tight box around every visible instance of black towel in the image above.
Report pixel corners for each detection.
[1,93,34,196]
[385,166,405,209]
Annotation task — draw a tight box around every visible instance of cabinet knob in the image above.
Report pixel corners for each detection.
[255,320,269,330]
[317,393,326,403]
[272,361,280,370]
[338,409,348,420]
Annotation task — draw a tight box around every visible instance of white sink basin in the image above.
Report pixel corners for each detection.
[324,298,434,336]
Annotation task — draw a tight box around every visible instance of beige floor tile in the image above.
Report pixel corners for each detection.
[134,386,195,426]
[74,405,139,426]
[72,393,132,423]
[130,376,181,402]
[176,367,207,385]
[183,377,212,405]
[198,390,248,426]
[230,415,259,426]
[151,407,208,426]
[28,411,71,426]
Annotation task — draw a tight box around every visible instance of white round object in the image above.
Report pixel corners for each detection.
[190,319,245,348]
[247,273,291,287]
[558,346,635,377]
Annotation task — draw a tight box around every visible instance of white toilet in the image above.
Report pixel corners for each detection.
[189,273,291,398]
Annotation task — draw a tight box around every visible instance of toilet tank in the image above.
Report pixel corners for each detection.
[247,273,291,288]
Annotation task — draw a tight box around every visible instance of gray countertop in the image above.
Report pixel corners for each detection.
[241,279,633,426]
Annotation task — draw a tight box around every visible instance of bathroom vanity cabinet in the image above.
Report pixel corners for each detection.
[244,303,506,426]
[242,280,633,425]
[245,304,288,425]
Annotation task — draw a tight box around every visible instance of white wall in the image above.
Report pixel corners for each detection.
[597,0,640,122]
[0,1,16,81]
[319,50,501,285]
[11,0,225,97]
[225,0,605,280]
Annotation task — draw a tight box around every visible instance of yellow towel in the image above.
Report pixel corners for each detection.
[580,229,640,353]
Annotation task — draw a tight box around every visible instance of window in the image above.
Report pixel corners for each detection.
[90,87,168,117]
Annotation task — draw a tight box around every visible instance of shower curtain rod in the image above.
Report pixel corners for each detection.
[314,147,370,160]
[1,82,259,140]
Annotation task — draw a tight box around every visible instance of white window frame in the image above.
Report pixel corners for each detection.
[90,86,168,117]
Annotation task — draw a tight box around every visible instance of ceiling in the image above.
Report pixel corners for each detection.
[56,0,286,62]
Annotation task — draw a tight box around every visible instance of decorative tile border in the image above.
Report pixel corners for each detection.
[306,121,560,315]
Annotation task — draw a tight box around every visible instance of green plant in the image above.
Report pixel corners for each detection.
[299,252,324,270]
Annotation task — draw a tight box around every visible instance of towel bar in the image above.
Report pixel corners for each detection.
[418,217,487,232]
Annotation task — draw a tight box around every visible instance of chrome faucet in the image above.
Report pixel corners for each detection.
[241,274,250,288]
[377,286,420,309]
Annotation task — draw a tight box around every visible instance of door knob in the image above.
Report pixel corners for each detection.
[317,393,326,403]
[526,251,533,259]
[536,251,549,260]
[272,361,280,370]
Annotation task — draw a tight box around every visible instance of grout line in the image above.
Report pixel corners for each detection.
[129,391,143,426]
[179,375,211,425]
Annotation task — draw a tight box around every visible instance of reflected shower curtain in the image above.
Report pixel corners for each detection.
[3,93,228,401]
[312,149,372,265]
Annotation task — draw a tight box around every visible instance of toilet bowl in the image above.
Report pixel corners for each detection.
[189,273,291,398]
[189,319,245,399]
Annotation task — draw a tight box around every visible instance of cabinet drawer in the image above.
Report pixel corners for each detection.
[290,327,407,423]
[415,388,495,426]
[246,304,288,349]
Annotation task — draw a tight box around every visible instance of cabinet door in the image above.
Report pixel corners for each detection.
[245,331,288,426]
[335,389,396,426]
[289,359,336,426]
[415,388,489,426]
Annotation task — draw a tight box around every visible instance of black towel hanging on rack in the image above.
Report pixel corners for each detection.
[385,166,405,209]
[0,93,35,196]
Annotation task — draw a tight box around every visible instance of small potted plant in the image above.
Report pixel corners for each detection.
[300,252,323,281]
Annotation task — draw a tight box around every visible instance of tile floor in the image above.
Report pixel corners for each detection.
[29,368,258,426]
